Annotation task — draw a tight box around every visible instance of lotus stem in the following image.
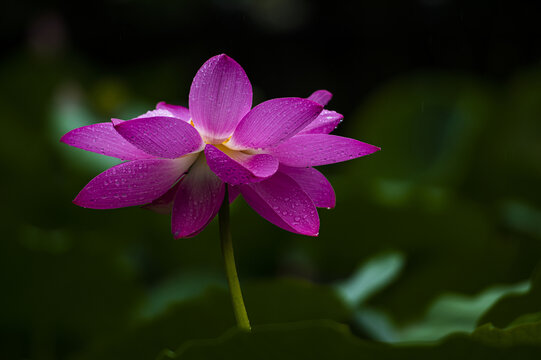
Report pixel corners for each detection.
[219,185,251,331]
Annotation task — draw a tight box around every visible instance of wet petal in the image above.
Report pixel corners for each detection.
[229,185,241,203]
[204,144,278,185]
[189,54,252,143]
[269,134,380,167]
[156,102,191,121]
[298,110,343,135]
[135,108,177,119]
[142,181,181,215]
[228,97,323,150]
[307,89,333,106]
[110,118,124,126]
[172,157,225,238]
[114,116,203,159]
[73,157,195,209]
[279,165,335,208]
[239,172,319,236]
[60,123,154,160]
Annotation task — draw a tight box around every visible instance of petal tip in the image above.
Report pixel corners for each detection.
[173,228,203,239]
[308,89,333,106]
[59,132,69,144]
[173,231,192,240]
[216,53,233,61]
[357,143,381,158]
[315,89,332,96]
[73,191,99,209]
[111,118,124,126]
[112,119,126,130]
[72,195,86,208]
[207,53,237,66]
[300,229,320,237]
[59,128,78,145]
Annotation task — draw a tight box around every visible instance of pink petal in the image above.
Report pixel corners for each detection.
[156,102,191,122]
[172,157,225,238]
[135,108,177,119]
[189,54,252,143]
[228,98,323,150]
[73,157,195,209]
[60,123,154,160]
[204,144,278,185]
[114,116,203,159]
[239,172,320,236]
[279,165,335,208]
[269,134,381,167]
[111,118,124,126]
[229,185,241,203]
[307,89,333,106]
[298,110,343,135]
[142,181,181,214]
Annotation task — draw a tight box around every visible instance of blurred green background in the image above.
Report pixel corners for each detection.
[2,0,541,359]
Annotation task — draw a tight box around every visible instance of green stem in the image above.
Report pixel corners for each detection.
[219,185,251,331]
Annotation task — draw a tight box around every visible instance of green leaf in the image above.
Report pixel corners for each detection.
[471,321,541,347]
[313,189,524,323]
[356,280,530,342]
[81,278,351,360]
[478,265,541,328]
[334,252,405,307]
[161,320,541,360]
[509,312,541,327]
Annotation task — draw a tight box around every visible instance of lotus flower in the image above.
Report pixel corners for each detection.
[61,54,380,238]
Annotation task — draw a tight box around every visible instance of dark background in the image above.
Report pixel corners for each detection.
[2,0,541,359]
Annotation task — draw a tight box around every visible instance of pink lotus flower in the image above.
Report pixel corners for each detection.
[61,54,380,238]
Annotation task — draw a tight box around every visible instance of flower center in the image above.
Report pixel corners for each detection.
[189,118,233,146]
